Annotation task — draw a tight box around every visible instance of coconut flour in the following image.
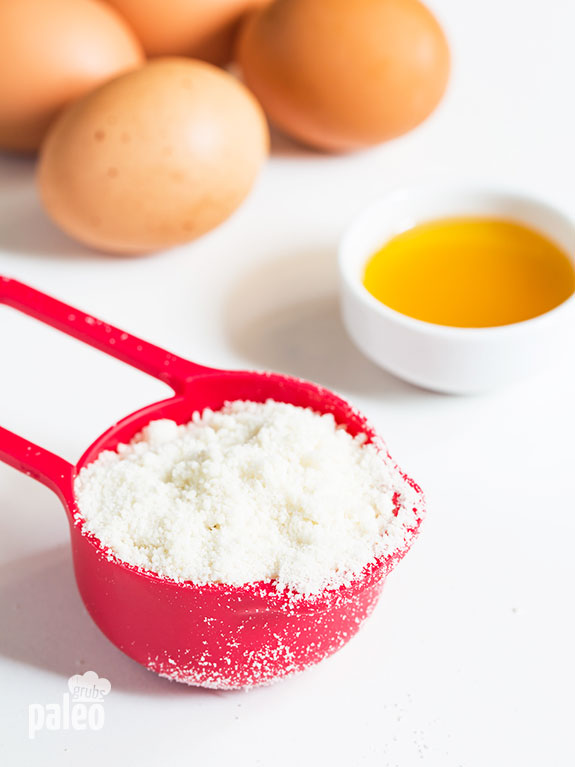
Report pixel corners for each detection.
[75,400,418,595]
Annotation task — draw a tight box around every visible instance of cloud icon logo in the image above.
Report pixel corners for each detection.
[68,671,111,702]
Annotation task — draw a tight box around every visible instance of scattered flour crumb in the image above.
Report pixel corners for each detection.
[75,400,417,595]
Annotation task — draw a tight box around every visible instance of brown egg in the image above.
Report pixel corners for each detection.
[0,0,143,153]
[237,0,450,152]
[37,58,269,254]
[105,0,270,67]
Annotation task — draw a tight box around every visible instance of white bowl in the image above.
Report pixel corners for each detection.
[338,183,575,394]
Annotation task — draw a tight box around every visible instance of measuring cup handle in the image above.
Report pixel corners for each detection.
[0,427,73,502]
[0,275,217,498]
[0,276,215,393]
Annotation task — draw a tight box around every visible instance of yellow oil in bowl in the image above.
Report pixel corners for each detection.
[363,217,575,328]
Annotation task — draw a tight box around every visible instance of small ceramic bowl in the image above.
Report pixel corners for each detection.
[338,183,575,394]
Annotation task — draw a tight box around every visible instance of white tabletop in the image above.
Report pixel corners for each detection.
[1,1,574,764]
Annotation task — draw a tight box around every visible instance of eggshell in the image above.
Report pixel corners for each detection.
[37,58,269,254]
[237,0,450,152]
[0,0,143,153]
[105,0,270,66]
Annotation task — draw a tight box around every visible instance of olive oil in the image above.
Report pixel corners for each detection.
[363,218,575,327]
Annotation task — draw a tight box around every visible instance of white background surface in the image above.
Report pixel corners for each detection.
[1,1,574,764]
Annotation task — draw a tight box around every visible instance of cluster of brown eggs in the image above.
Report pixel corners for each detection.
[0,0,449,254]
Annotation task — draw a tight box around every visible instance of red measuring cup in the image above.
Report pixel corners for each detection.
[0,276,424,689]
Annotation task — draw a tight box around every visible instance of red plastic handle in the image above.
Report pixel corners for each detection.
[0,276,216,497]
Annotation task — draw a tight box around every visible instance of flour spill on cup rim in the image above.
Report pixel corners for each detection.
[75,400,422,595]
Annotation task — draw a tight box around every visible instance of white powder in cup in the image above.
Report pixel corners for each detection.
[75,400,419,595]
